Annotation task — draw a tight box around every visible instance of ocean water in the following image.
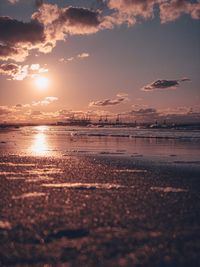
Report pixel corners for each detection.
[0,125,200,164]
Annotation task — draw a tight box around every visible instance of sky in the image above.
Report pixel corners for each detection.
[0,0,200,124]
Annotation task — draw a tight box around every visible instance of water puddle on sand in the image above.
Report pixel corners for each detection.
[41,182,129,190]
[12,192,47,199]
[0,220,12,230]
[114,169,147,173]
[150,187,188,193]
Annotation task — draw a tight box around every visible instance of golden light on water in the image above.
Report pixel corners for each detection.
[30,126,49,155]
[34,76,49,90]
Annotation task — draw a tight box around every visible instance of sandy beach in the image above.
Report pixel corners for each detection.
[0,126,200,267]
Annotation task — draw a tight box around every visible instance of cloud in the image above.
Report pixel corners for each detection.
[30,64,40,70]
[0,16,46,62]
[0,43,28,62]
[32,96,58,106]
[0,17,44,44]
[130,108,158,116]
[0,3,104,62]
[159,0,200,23]
[0,63,29,80]
[108,0,156,25]
[107,0,200,26]
[126,107,163,122]
[142,78,191,91]
[67,57,75,61]
[0,106,12,116]
[0,63,48,80]
[31,3,103,50]
[77,52,90,58]
[1,1,200,62]
[59,52,90,63]
[7,0,19,4]
[31,110,42,116]
[89,93,128,107]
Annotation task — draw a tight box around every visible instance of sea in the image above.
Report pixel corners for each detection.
[0,125,200,165]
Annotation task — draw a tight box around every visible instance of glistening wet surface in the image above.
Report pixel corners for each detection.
[0,154,200,267]
[0,126,200,266]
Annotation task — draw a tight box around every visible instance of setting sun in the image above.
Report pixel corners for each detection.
[34,76,49,90]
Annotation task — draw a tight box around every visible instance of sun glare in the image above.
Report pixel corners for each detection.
[34,76,49,90]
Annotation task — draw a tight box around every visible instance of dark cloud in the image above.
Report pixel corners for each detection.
[0,43,28,62]
[32,3,102,36]
[0,16,45,44]
[0,63,19,73]
[142,78,191,91]
[89,94,128,107]
[35,0,43,8]
[64,7,101,28]
[0,16,45,61]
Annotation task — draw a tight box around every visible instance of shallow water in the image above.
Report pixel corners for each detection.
[0,126,200,164]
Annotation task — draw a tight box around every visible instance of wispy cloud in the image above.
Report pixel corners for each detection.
[59,52,90,63]
[77,52,90,59]
[7,0,19,4]
[89,93,128,107]
[32,96,58,106]
[142,78,191,91]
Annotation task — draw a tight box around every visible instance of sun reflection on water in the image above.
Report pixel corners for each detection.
[30,126,50,156]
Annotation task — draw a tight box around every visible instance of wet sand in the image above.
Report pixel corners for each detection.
[0,154,200,267]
